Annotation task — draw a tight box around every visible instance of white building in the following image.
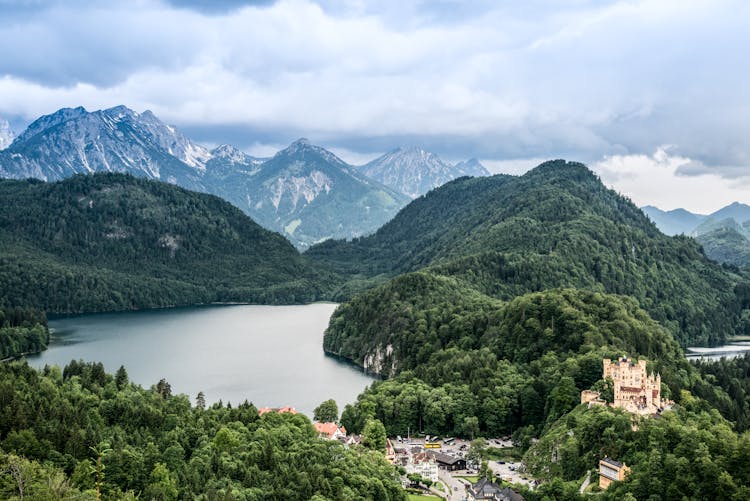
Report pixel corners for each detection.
[406,452,439,483]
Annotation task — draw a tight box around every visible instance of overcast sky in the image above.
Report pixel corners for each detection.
[0,0,748,212]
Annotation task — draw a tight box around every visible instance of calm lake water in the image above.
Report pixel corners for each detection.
[686,342,750,361]
[27,303,374,416]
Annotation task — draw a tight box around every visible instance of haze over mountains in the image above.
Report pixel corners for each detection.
[643,203,750,266]
[0,106,489,248]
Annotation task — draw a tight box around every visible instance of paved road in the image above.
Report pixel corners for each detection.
[438,468,467,501]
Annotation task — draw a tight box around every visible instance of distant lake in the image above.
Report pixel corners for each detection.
[27,303,374,416]
[686,342,750,361]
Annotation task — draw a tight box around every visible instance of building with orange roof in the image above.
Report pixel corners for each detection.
[314,422,347,440]
[258,406,299,416]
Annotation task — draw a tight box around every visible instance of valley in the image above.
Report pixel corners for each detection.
[1,130,749,500]
[2,2,747,499]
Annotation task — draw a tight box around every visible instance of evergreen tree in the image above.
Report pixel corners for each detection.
[114,365,128,390]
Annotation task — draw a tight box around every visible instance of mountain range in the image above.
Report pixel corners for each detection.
[360,146,489,199]
[0,106,488,248]
[643,202,750,266]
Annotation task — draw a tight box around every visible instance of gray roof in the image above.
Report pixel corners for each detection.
[428,452,465,465]
[469,478,524,501]
[602,457,623,468]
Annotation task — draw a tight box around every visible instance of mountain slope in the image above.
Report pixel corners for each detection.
[692,204,750,266]
[453,157,491,177]
[0,107,410,248]
[0,106,209,190]
[695,225,750,267]
[642,203,750,267]
[0,174,337,313]
[360,146,489,198]
[641,205,707,235]
[310,160,748,347]
[217,139,410,248]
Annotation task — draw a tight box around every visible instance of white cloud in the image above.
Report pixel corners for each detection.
[0,0,748,211]
[592,147,750,213]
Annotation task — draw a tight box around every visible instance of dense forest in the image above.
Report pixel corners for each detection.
[312,159,750,498]
[521,398,750,500]
[335,287,695,438]
[0,307,49,360]
[0,361,405,500]
[3,161,750,499]
[0,175,339,313]
[310,161,749,347]
[695,226,750,268]
[331,287,750,499]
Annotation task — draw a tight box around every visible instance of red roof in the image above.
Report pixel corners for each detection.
[258,406,298,416]
[314,422,345,438]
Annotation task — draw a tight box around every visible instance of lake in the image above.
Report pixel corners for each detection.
[686,342,750,361]
[27,303,375,416]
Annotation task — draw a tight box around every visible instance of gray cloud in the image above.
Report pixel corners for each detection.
[0,0,748,185]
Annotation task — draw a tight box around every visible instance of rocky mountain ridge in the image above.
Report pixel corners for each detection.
[0,106,411,248]
[360,146,489,198]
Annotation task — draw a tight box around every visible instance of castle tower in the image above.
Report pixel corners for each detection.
[602,356,662,414]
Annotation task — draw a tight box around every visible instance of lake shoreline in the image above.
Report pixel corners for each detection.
[29,303,372,415]
[46,300,340,321]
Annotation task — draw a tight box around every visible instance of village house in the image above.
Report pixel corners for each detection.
[386,438,396,463]
[337,434,361,446]
[406,452,439,483]
[467,478,525,501]
[581,356,672,415]
[313,422,347,440]
[598,457,630,489]
[257,406,298,416]
[427,451,467,471]
[392,445,410,466]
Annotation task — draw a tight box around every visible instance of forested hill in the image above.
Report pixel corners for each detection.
[0,174,338,313]
[310,160,749,346]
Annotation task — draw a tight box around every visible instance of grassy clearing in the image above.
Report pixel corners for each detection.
[407,494,442,500]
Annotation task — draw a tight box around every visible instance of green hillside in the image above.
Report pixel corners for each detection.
[331,284,750,499]
[0,174,338,313]
[335,286,692,435]
[0,307,48,360]
[696,224,750,268]
[311,160,747,346]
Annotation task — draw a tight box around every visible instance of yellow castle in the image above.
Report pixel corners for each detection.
[581,356,671,415]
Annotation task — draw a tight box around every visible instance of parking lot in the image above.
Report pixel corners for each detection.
[395,435,535,494]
